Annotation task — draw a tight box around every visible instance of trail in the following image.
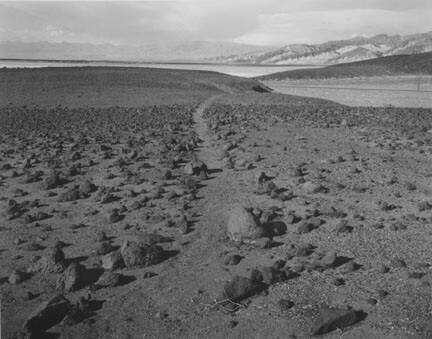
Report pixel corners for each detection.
[192,95,222,169]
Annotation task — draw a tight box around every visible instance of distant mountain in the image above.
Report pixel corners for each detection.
[256,51,432,80]
[217,32,432,65]
[0,40,274,62]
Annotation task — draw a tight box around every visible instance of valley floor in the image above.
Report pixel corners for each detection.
[264,75,432,108]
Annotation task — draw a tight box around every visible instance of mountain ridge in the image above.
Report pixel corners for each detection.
[218,31,432,65]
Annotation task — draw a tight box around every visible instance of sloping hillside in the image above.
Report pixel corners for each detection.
[256,52,432,80]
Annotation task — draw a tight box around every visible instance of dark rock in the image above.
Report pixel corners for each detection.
[224,254,242,266]
[120,241,165,268]
[94,272,123,289]
[312,307,367,335]
[279,299,294,311]
[220,275,265,303]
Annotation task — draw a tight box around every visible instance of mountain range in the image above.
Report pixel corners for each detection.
[0,31,431,65]
[215,31,432,65]
[0,40,274,62]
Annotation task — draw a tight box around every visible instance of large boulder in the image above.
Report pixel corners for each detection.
[226,205,264,242]
[120,241,165,268]
[56,263,87,292]
[312,307,367,335]
[220,275,265,303]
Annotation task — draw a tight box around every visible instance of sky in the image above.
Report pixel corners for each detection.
[0,0,431,46]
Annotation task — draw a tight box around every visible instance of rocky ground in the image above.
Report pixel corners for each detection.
[2,70,432,338]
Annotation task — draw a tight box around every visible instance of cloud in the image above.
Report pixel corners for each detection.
[0,1,431,46]
[234,8,432,45]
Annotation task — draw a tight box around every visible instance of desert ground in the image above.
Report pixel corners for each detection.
[2,67,432,339]
[263,76,432,108]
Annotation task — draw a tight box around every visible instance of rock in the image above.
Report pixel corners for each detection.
[9,269,28,284]
[335,220,353,234]
[220,275,264,303]
[23,294,71,335]
[28,247,66,273]
[224,254,242,266]
[59,186,81,202]
[43,172,62,190]
[226,205,264,242]
[184,162,194,175]
[95,241,115,255]
[390,257,407,268]
[94,272,122,289]
[297,221,316,234]
[175,214,189,234]
[56,263,87,292]
[279,299,294,311]
[321,251,337,267]
[255,237,272,249]
[79,180,97,196]
[101,250,124,271]
[312,307,366,335]
[418,201,432,212]
[258,266,287,285]
[303,182,328,194]
[107,209,122,223]
[340,261,359,273]
[120,241,165,268]
[184,159,207,176]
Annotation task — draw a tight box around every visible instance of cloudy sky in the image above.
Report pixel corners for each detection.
[1,0,431,46]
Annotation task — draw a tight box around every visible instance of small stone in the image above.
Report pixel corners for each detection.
[390,258,407,268]
[224,254,242,266]
[278,299,294,311]
[321,251,337,267]
[332,277,345,286]
[107,209,122,223]
[297,221,315,234]
[379,264,390,273]
[366,298,378,305]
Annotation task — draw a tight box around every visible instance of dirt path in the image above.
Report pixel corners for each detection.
[193,95,222,168]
